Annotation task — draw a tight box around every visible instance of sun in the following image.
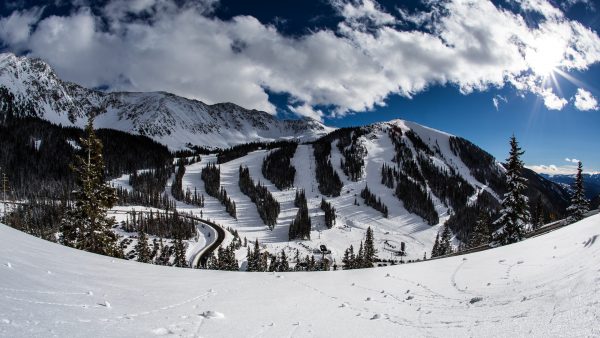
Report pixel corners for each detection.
[527,35,565,78]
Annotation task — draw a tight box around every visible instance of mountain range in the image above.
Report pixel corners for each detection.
[0,53,332,149]
[0,53,573,262]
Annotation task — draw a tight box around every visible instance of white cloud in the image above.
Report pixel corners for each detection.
[527,163,598,175]
[538,88,568,110]
[0,0,599,118]
[288,104,324,121]
[527,164,576,175]
[331,0,395,27]
[565,157,579,163]
[573,88,599,111]
[0,7,42,46]
[493,95,507,111]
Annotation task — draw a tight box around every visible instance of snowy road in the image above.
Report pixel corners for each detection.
[107,209,225,268]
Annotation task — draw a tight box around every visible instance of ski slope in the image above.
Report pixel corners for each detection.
[1,215,599,337]
[164,121,490,266]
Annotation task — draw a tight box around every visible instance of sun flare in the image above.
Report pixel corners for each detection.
[527,36,565,78]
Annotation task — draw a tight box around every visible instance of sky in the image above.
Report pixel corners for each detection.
[0,0,599,174]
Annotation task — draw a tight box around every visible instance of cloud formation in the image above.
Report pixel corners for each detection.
[573,88,599,111]
[527,163,598,175]
[0,0,599,119]
[492,95,507,111]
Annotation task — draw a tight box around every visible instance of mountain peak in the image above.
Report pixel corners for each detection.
[0,54,333,149]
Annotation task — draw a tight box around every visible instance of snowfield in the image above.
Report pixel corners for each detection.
[1,215,599,337]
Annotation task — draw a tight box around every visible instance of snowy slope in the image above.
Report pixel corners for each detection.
[0,53,332,149]
[1,215,599,337]
[157,119,567,266]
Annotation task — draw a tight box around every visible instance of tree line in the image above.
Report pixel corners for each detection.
[120,209,197,240]
[201,163,237,218]
[341,227,377,269]
[320,198,336,229]
[239,165,280,229]
[261,142,297,190]
[312,140,343,197]
[289,189,312,240]
[360,185,389,218]
[395,171,439,225]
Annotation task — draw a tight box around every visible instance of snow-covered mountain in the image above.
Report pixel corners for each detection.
[540,173,600,200]
[2,214,599,337]
[117,118,568,265]
[0,53,332,149]
[0,52,571,266]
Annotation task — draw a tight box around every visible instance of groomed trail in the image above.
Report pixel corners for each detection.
[1,214,599,337]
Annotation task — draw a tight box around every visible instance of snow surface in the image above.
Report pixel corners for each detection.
[1,215,599,337]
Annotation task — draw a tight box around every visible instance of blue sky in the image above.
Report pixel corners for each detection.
[0,0,599,173]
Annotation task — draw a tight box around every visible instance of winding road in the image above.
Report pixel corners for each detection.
[106,209,226,268]
[0,201,227,269]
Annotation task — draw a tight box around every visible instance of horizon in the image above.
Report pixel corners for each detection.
[0,0,599,173]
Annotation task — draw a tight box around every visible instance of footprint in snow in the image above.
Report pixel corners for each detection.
[370,314,381,320]
[5,262,12,268]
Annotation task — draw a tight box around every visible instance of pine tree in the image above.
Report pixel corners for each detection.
[438,224,452,256]
[431,233,440,258]
[363,227,377,266]
[173,236,187,267]
[136,229,152,263]
[467,210,490,248]
[60,117,121,257]
[530,195,544,230]
[279,249,289,272]
[567,161,589,223]
[495,135,530,245]
[356,241,365,268]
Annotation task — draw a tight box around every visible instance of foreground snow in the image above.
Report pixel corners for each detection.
[1,215,599,337]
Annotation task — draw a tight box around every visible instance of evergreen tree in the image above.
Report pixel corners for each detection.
[431,233,440,258]
[279,249,289,272]
[60,117,121,257]
[356,241,365,268]
[268,253,278,272]
[320,198,336,229]
[530,195,545,230]
[289,189,311,240]
[467,210,490,248]
[136,229,152,263]
[173,236,187,267]
[567,161,589,223]
[438,224,452,256]
[363,227,377,266]
[495,135,530,245]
